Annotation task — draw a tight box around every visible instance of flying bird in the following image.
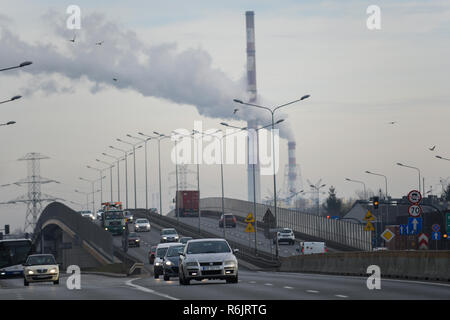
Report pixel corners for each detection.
[388,121,397,125]
[113,78,118,82]
[69,34,76,43]
[95,41,104,45]
[233,108,239,114]
[429,145,436,151]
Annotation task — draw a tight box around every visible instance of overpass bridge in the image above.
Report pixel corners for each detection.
[170,197,372,251]
[32,202,115,269]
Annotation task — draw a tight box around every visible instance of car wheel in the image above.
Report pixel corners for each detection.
[154,272,159,279]
[226,275,238,284]
[53,279,59,285]
[24,279,29,286]
[164,274,170,281]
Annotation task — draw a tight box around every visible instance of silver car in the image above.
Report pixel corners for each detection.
[178,238,238,285]
[134,218,151,232]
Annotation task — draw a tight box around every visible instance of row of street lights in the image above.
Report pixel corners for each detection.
[1,61,32,128]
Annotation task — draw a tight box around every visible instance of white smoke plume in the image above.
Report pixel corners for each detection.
[0,12,295,139]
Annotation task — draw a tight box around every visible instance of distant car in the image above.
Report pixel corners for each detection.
[219,213,236,228]
[296,242,327,255]
[179,237,193,244]
[96,210,103,221]
[160,228,179,243]
[274,228,295,245]
[134,218,151,232]
[154,243,180,279]
[178,238,238,285]
[23,254,59,286]
[123,210,134,224]
[148,245,157,264]
[149,208,158,214]
[373,247,388,252]
[162,244,185,281]
[80,211,95,221]
[124,232,141,248]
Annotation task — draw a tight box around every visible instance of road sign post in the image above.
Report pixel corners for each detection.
[446,213,450,233]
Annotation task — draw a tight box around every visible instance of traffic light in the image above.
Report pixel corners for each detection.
[326,215,330,219]
[4,225,9,235]
[444,233,448,239]
[372,196,379,209]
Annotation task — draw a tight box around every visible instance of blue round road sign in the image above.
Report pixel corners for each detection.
[432,224,440,232]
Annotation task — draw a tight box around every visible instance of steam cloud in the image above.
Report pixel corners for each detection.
[0,12,294,140]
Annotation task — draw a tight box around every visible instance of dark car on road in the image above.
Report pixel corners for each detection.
[125,232,141,248]
[148,245,157,264]
[219,213,237,228]
[162,244,185,281]
[179,237,193,244]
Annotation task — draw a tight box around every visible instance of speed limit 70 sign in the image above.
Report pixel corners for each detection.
[408,190,422,204]
[408,204,422,217]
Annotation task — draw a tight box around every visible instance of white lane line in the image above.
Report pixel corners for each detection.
[335,294,348,298]
[249,281,256,284]
[284,286,294,289]
[125,278,178,300]
[306,290,319,294]
[264,283,273,286]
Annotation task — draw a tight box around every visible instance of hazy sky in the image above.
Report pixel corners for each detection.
[1,0,450,231]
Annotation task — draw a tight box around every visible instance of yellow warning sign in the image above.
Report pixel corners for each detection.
[244,223,255,233]
[245,213,255,223]
[364,221,375,231]
[363,210,375,221]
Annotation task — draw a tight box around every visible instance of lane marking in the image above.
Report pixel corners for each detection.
[264,283,273,286]
[335,294,348,298]
[125,278,178,300]
[284,286,294,289]
[249,281,256,284]
[306,290,319,293]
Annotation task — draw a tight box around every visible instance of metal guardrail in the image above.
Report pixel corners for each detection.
[34,202,114,262]
[200,197,372,251]
[134,210,280,269]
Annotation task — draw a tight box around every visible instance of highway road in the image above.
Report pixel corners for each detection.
[1,267,449,300]
[175,215,301,257]
[2,220,448,300]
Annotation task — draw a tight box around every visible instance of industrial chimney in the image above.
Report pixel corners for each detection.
[246,11,261,204]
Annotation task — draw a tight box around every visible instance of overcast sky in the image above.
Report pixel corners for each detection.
[1,0,450,231]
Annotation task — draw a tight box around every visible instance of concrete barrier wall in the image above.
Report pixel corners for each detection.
[280,251,450,281]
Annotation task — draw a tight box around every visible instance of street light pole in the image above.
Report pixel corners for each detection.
[222,119,284,254]
[110,146,130,208]
[75,189,90,211]
[128,134,152,210]
[0,95,22,105]
[345,178,367,200]
[397,163,421,194]
[151,132,171,215]
[310,184,326,216]
[96,159,114,202]
[117,138,141,209]
[233,95,310,236]
[0,61,32,72]
[79,176,105,213]
[101,153,123,202]
[87,165,109,204]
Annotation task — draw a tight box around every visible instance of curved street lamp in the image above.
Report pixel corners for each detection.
[397,162,421,194]
[0,61,32,72]
[345,178,367,200]
[0,95,22,105]
[0,121,16,127]
[233,95,310,230]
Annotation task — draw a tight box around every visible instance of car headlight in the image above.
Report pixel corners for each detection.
[165,261,172,266]
[105,228,108,230]
[155,262,161,266]
[135,239,140,242]
[27,270,34,275]
[186,261,198,267]
[224,260,236,267]
[162,236,167,239]
[49,268,57,274]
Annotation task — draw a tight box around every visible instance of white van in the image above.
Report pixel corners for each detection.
[297,242,327,255]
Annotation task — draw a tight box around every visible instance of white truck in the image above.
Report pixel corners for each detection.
[296,241,327,255]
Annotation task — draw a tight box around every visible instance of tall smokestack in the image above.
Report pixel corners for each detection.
[246,11,261,204]
[288,141,297,194]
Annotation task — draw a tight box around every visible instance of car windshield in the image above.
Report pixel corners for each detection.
[150,246,157,253]
[156,247,168,258]
[26,255,56,266]
[129,232,138,238]
[186,241,231,254]
[180,238,192,243]
[280,230,292,233]
[105,211,123,220]
[136,219,148,224]
[162,229,176,235]
[166,245,185,257]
